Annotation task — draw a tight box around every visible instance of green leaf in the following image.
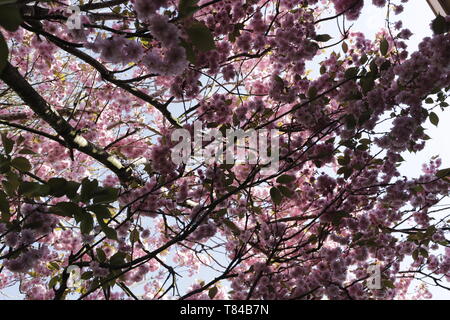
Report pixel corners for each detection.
[112,6,121,14]
[380,60,391,71]
[130,229,140,243]
[0,156,9,174]
[92,187,118,204]
[342,41,348,53]
[48,276,59,289]
[278,185,294,198]
[11,157,31,172]
[337,166,353,180]
[0,3,23,32]
[273,75,284,88]
[436,168,450,179]
[186,21,216,52]
[110,251,126,266]
[228,23,244,43]
[369,60,378,75]
[0,190,9,218]
[425,226,436,236]
[358,111,372,125]
[359,54,368,65]
[425,97,434,104]
[179,0,200,18]
[345,114,356,129]
[81,271,93,280]
[180,39,197,64]
[48,261,60,270]
[276,175,295,184]
[419,248,429,258]
[431,15,449,35]
[412,249,419,261]
[1,133,13,154]
[88,204,111,219]
[344,67,359,79]
[314,34,332,42]
[359,138,371,145]
[270,187,282,205]
[337,156,350,166]
[99,220,117,240]
[380,38,389,56]
[65,181,81,199]
[18,181,48,197]
[80,178,98,203]
[429,112,439,126]
[332,210,350,226]
[0,32,8,73]
[79,210,94,235]
[411,185,424,193]
[382,279,396,289]
[50,202,80,218]
[360,76,375,94]
[307,86,317,99]
[223,219,240,235]
[47,178,69,197]
[2,179,16,196]
[214,208,227,218]
[18,148,36,155]
[208,286,218,299]
[96,248,107,262]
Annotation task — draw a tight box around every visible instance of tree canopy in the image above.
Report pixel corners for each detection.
[0,0,449,300]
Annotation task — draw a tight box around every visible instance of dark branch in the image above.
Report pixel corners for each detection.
[0,62,137,185]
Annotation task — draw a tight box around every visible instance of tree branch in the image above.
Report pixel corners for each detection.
[0,62,137,185]
[22,22,180,128]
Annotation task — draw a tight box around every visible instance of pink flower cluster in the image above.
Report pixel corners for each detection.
[331,0,364,20]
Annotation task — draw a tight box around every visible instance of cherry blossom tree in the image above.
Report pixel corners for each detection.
[0,0,449,300]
